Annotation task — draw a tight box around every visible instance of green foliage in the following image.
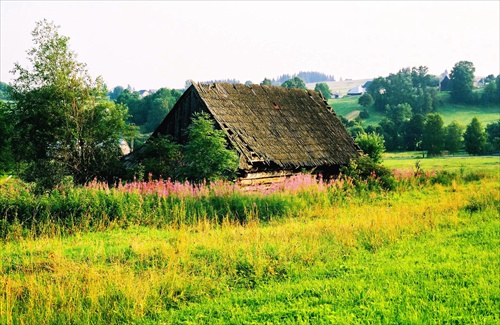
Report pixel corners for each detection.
[357,93,373,107]
[0,101,15,174]
[386,103,412,124]
[1,158,499,323]
[260,78,272,86]
[367,66,438,115]
[355,132,385,163]
[334,90,498,137]
[281,77,307,90]
[314,82,331,100]
[464,117,487,155]
[378,118,401,151]
[341,155,396,191]
[358,109,370,119]
[272,72,334,85]
[116,88,182,133]
[134,136,182,180]
[422,113,445,156]
[9,20,131,187]
[181,112,239,183]
[403,114,426,151]
[143,88,182,133]
[485,120,500,152]
[108,85,124,101]
[116,89,142,122]
[347,122,365,138]
[480,75,500,105]
[444,120,464,155]
[449,61,476,104]
[0,81,12,100]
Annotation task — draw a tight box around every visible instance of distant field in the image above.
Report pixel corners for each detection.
[382,153,500,174]
[306,78,371,96]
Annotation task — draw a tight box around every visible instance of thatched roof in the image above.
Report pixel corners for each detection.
[152,82,360,171]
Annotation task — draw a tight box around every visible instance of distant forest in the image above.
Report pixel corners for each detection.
[194,71,335,87]
[271,71,335,85]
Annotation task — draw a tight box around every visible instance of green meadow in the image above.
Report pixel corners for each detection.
[1,156,499,324]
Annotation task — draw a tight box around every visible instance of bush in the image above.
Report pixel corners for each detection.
[181,112,239,183]
[355,132,385,164]
[340,155,396,191]
[359,109,370,119]
[358,93,373,107]
[134,136,182,181]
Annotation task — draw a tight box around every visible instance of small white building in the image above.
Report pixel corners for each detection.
[347,85,366,96]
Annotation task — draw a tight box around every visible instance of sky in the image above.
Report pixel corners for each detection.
[1,1,499,90]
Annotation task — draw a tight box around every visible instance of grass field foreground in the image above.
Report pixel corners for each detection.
[0,158,499,324]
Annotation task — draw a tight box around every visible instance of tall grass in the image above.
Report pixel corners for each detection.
[1,164,499,324]
[0,173,391,240]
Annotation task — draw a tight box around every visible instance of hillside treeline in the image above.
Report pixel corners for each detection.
[342,64,500,154]
[271,71,335,85]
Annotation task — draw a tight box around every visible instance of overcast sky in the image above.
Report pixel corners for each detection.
[1,1,499,90]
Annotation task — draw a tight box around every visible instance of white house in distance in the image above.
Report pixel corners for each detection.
[347,85,366,95]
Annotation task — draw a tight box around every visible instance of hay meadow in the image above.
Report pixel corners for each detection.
[1,156,499,324]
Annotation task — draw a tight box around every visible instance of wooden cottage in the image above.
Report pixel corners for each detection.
[149,82,361,184]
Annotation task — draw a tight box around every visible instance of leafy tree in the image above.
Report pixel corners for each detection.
[0,81,12,100]
[359,109,370,119]
[366,77,387,111]
[314,83,331,100]
[9,19,131,187]
[444,121,464,155]
[377,103,411,151]
[358,93,373,107]
[142,88,182,133]
[355,132,385,163]
[367,66,438,115]
[485,120,500,152]
[134,135,182,181]
[480,76,499,105]
[422,113,445,156]
[378,118,400,151]
[411,66,436,89]
[403,114,426,151]
[143,97,169,133]
[386,103,412,125]
[181,112,239,183]
[260,78,272,86]
[0,101,15,173]
[116,89,143,125]
[109,85,124,100]
[116,87,181,133]
[348,123,365,138]
[281,76,307,90]
[449,61,476,104]
[481,74,496,83]
[463,117,486,155]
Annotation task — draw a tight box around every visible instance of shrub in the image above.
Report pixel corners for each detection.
[359,109,370,119]
[134,135,182,181]
[340,155,396,191]
[355,132,385,164]
[429,170,457,186]
[181,112,239,183]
